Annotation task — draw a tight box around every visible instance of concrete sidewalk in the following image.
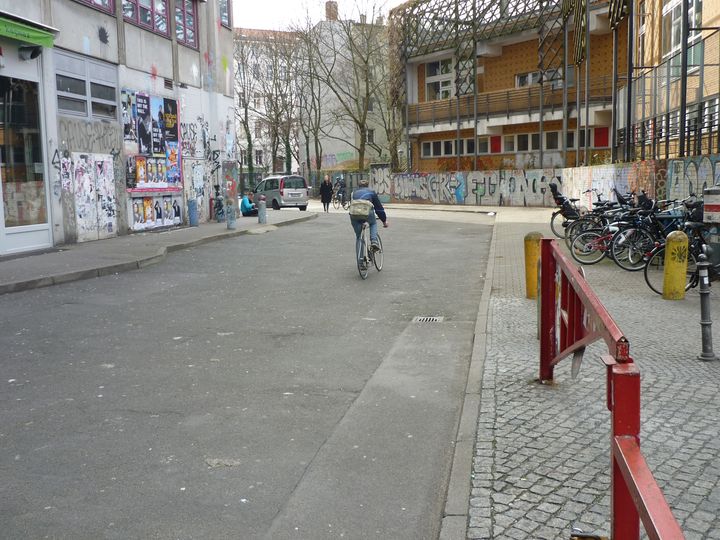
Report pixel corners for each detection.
[0,212,316,295]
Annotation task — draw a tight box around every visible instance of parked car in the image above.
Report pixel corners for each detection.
[252,175,309,211]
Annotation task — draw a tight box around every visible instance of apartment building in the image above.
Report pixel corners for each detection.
[0,0,234,256]
[390,0,628,173]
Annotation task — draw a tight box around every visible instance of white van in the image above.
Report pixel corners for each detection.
[253,175,309,211]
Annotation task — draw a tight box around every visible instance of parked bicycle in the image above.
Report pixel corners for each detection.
[356,221,383,279]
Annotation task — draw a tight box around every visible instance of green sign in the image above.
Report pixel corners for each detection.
[0,17,55,48]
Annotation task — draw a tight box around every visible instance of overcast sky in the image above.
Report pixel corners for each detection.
[234,0,408,30]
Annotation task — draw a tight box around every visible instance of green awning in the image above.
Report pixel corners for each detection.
[0,17,55,48]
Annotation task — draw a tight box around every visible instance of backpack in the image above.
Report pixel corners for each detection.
[348,198,373,218]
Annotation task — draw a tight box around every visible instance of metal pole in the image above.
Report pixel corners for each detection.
[584,0,590,165]
[540,71,545,168]
[611,26,618,162]
[563,22,569,167]
[697,254,718,361]
[679,0,690,157]
[625,0,635,161]
[576,64,581,166]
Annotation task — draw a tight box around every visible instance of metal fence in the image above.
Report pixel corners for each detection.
[617,29,720,160]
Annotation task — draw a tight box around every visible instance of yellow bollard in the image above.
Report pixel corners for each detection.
[524,232,543,299]
[663,230,689,300]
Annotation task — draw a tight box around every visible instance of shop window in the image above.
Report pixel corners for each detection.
[74,0,114,13]
[175,0,198,48]
[219,0,232,28]
[504,135,514,152]
[123,0,169,37]
[55,50,118,120]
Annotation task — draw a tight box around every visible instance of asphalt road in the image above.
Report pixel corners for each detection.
[0,210,492,540]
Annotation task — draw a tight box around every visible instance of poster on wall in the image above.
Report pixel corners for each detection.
[135,156,147,186]
[121,89,138,153]
[151,96,165,157]
[136,93,151,156]
[163,98,178,143]
[126,156,136,188]
[166,142,180,185]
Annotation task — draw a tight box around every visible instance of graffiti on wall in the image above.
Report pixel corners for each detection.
[71,153,117,242]
[666,156,720,200]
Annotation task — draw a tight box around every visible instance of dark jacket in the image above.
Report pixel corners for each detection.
[319,181,333,203]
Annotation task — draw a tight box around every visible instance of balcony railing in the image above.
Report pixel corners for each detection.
[407,74,620,127]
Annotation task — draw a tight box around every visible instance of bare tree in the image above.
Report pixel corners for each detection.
[301,3,392,171]
[234,31,256,187]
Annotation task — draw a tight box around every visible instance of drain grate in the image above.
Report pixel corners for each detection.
[412,316,444,323]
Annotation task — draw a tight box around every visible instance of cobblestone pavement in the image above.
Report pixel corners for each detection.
[469,210,720,539]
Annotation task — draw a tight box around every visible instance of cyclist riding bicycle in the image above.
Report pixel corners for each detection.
[334,175,347,205]
[349,178,388,251]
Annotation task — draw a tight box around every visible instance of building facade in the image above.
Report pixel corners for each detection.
[0,0,235,256]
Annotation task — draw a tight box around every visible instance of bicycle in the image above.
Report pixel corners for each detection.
[332,187,348,210]
[356,221,383,279]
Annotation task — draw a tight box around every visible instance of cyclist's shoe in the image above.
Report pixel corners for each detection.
[370,241,381,252]
[359,260,368,270]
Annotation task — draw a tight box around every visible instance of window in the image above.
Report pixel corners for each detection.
[546,132,559,150]
[422,140,458,158]
[255,149,263,165]
[504,135,515,152]
[123,0,169,36]
[240,149,247,165]
[175,0,197,47]
[366,129,375,144]
[531,133,540,150]
[517,134,529,151]
[422,142,432,157]
[457,139,465,155]
[516,71,541,87]
[74,0,114,13]
[219,0,232,28]
[55,50,118,120]
[478,136,489,154]
[425,58,453,101]
[566,132,575,148]
[443,140,454,156]
[662,0,702,78]
[432,141,441,156]
[638,0,646,66]
[465,138,475,155]
[254,121,262,138]
[253,93,262,108]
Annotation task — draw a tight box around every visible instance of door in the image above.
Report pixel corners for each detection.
[71,152,117,242]
[0,76,52,255]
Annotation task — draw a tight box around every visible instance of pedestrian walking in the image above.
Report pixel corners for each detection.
[319,174,333,213]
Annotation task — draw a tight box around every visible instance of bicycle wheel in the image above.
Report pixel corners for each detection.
[357,236,369,279]
[644,247,698,295]
[332,197,340,210]
[610,228,656,272]
[372,235,383,271]
[550,211,566,238]
[341,199,349,210]
[570,229,608,265]
[565,217,599,249]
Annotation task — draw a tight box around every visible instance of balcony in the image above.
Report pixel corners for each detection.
[407,74,621,128]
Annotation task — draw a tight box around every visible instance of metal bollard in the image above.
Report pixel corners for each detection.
[697,254,717,361]
[258,196,267,224]
[524,232,543,299]
[662,230,689,300]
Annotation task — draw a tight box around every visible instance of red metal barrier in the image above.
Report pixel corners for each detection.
[539,239,684,540]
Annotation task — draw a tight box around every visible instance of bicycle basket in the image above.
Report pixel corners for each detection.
[348,199,373,218]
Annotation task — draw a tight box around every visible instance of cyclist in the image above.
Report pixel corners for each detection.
[334,175,347,205]
[349,178,388,251]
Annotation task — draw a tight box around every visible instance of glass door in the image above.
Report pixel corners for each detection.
[0,76,47,230]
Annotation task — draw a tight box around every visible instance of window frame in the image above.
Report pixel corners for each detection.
[73,0,115,14]
[465,137,475,155]
[545,131,559,150]
[366,129,375,144]
[255,149,263,166]
[123,0,170,37]
[517,134,529,152]
[55,50,118,121]
[425,57,454,101]
[477,136,489,154]
[661,0,702,79]
[503,135,515,152]
[175,0,198,49]
[219,0,232,29]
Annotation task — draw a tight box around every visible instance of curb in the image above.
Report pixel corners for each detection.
[0,214,317,295]
[440,216,498,539]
